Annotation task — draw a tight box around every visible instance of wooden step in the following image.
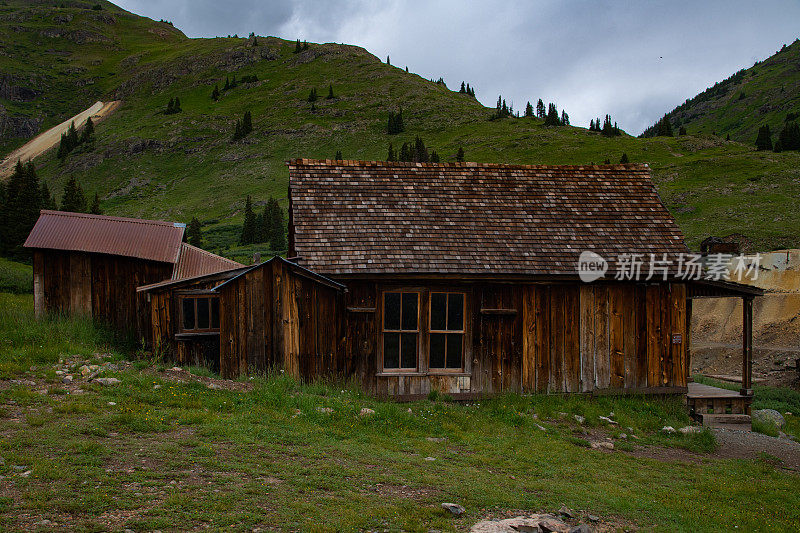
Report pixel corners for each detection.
[699,413,751,428]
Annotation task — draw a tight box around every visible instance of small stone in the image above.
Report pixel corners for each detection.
[440,502,464,515]
[426,437,446,442]
[534,423,547,431]
[591,441,614,450]
[79,365,90,376]
[558,505,574,518]
[785,412,793,417]
[20,470,32,478]
[569,525,592,533]
[95,377,120,386]
[171,367,182,371]
[661,426,676,434]
[35,519,52,527]
[573,415,585,424]
[0,457,5,466]
[359,407,375,416]
[88,365,99,372]
[424,456,436,461]
[619,433,627,439]
[207,383,222,390]
[679,425,702,435]
[12,465,27,472]
[107,402,116,406]
[587,515,600,522]
[316,406,334,414]
[538,518,570,532]
[55,370,64,376]
[407,408,413,413]
[598,416,618,425]
[153,384,161,389]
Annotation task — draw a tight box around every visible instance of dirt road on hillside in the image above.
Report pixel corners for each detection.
[0,100,120,177]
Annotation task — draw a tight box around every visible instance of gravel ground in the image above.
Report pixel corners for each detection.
[712,426,800,471]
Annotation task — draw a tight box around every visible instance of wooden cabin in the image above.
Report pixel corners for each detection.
[284,159,761,400]
[24,210,241,335]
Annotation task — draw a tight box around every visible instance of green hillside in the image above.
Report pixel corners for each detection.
[3,1,800,257]
[642,39,800,144]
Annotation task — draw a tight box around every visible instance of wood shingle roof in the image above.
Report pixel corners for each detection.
[287,159,689,276]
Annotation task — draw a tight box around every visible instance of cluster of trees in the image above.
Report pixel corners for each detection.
[640,114,685,138]
[386,137,440,163]
[0,163,99,258]
[589,115,622,137]
[493,96,513,119]
[387,109,405,134]
[212,74,259,101]
[164,97,182,115]
[240,196,286,250]
[57,118,94,159]
[757,120,800,152]
[232,111,253,141]
[307,87,318,103]
[293,39,309,53]
[458,82,476,97]
[186,217,203,247]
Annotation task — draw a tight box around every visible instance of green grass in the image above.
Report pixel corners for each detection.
[0,258,31,294]
[2,2,800,253]
[1,294,799,531]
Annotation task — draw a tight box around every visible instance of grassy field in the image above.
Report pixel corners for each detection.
[1,292,799,532]
[3,2,800,254]
[0,258,31,294]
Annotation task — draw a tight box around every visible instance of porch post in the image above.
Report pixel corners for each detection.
[741,296,753,395]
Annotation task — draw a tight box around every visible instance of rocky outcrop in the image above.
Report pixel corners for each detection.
[0,74,41,102]
[0,104,41,139]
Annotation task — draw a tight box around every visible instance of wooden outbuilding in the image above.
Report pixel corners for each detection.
[24,210,241,335]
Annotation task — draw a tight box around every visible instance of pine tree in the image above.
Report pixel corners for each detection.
[60,176,87,213]
[223,77,230,91]
[310,102,316,112]
[187,217,203,247]
[265,197,285,250]
[308,87,317,103]
[399,142,412,162]
[620,153,629,164]
[773,140,783,153]
[413,136,429,162]
[778,121,800,150]
[66,121,79,148]
[166,97,174,114]
[211,84,220,101]
[678,126,687,136]
[335,150,342,160]
[387,143,396,161]
[80,117,94,143]
[560,110,570,126]
[240,195,257,245]
[430,150,440,163]
[90,192,102,215]
[294,39,302,53]
[755,124,772,151]
[327,83,335,99]
[1,161,41,257]
[39,182,56,210]
[456,146,465,162]
[589,119,595,132]
[386,55,390,65]
[242,111,252,134]
[525,101,533,117]
[302,41,308,50]
[536,99,545,118]
[655,114,673,137]
[544,103,560,126]
[387,109,404,134]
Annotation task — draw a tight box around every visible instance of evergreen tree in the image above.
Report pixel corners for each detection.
[302,41,308,50]
[223,77,230,91]
[459,81,466,93]
[80,117,94,143]
[240,195,257,245]
[620,153,629,164]
[778,121,800,150]
[544,103,560,126]
[294,39,302,53]
[560,110,570,126]
[456,146,465,162]
[387,143,396,161]
[310,102,316,112]
[265,197,285,250]
[187,217,203,247]
[589,119,595,132]
[773,140,783,153]
[211,84,220,101]
[1,161,41,257]
[726,134,730,141]
[655,114,673,137]
[386,55,390,65]
[66,121,79,148]
[536,99,545,118]
[413,136,429,162]
[525,101,533,117]
[755,124,772,151]
[39,182,56,210]
[60,176,87,213]
[327,83,335,99]
[335,150,342,160]
[678,126,687,136]
[308,87,317,103]
[399,142,412,162]
[89,192,102,215]
[242,111,252,134]
[166,97,174,114]
[387,109,404,134]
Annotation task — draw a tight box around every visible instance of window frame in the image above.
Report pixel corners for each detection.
[176,291,220,335]
[427,291,466,373]
[379,290,421,373]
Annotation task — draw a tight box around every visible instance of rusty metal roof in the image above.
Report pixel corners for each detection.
[24,210,185,264]
[288,159,689,276]
[171,243,243,280]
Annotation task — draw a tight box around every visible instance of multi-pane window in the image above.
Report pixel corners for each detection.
[429,292,465,370]
[180,296,220,333]
[382,291,419,370]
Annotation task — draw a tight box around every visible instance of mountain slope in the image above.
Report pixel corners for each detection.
[2,1,800,258]
[643,39,800,143]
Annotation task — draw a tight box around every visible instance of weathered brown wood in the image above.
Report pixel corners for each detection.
[609,285,625,389]
[622,286,637,388]
[671,284,687,387]
[563,286,580,393]
[522,286,536,392]
[535,286,550,392]
[645,285,660,387]
[579,285,595,392]
[550,286,565,392]
[594,285,610,389]
[685,297,693,383]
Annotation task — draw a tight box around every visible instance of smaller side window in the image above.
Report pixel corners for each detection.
[179,295,220,333]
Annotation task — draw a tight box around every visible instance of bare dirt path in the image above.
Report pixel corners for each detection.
[0,100,120,178]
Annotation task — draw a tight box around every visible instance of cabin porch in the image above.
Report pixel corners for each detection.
[686,382,753,426]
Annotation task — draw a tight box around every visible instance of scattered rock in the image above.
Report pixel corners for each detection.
[20,470,32,478]
[424,456,436,461]
[587,515,599,522]
[12,465,27,472]
[95,377,120,386]
[679,426,702,435]
[153,384,161,390]
[591,441,614,450]
[569,525,592,533]
[573,415,585,425]
[533,423,547,431]
[618,433,627,439]
[171,366,182,372]
[558,505,574,518]
[55,370,64,376]
[753,409,786,428]
[426,437,447,442]
[107,402,116,406]
[661,426,676,434]
[35,519,52,527]
[598,416,618,425]
[359,407,375,417]
[441,502,465,516]
[79,365,90,376]
[207,383,222,390]
[538,518,570,532]
[316,407,334,414]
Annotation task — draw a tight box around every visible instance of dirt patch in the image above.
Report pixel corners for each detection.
[366,482,440,501]
[153,367,253,392]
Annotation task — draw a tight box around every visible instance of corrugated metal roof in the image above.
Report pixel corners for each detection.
[171,243,243,280]
[137,265,250,293]
[24,210,185,264]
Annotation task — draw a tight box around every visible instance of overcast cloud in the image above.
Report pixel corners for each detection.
[116,0,800,134]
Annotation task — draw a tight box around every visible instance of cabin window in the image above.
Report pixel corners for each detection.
[180,296,220,333]
[429,292,465,370]
[382,291,419,371]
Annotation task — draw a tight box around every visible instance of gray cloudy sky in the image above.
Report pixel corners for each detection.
[116,0,800,134]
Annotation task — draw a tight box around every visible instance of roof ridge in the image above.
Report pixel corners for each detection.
[286,158,650,171]
[39,209,183,228]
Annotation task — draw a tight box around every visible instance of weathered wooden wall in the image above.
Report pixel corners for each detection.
[33,249,173,335]
[218,260,343,380]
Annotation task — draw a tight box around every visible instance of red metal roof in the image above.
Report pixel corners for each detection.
[288,159,689,276]
[171,243,243,280]
[24,210,185,264]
